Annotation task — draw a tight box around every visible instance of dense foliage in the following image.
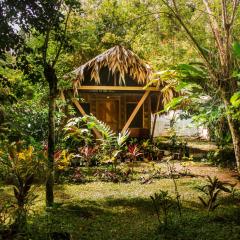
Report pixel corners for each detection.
[0,0,240,239]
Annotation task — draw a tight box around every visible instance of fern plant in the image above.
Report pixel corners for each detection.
[64,115,129,170]
[84,115,129,170]
[197,176,231,214]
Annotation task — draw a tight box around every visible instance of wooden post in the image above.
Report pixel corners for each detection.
[72,98,102,139]
[121,90,150,134]
[151,93,161,141]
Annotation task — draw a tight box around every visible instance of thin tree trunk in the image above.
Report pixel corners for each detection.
[225,112,240,172]
[44,64,58,207]
[223,96,240,173]
[163,0,240,173]
[228,118,240,172]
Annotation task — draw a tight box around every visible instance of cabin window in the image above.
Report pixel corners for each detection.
[126,103,143,128]
[81,103,90,115]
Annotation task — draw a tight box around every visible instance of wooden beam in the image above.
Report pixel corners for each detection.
[76,86,158,91]
[71,98,102,139]
[121,90,150,134]
[72,98,85,116]
[59,90,66,101]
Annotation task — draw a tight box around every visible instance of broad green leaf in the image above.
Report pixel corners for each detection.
[176,81,189,91]
[231,71,240,79]
[230,91,240,107]
[176,81,202,92]
[87,122,96,129]
[177,64,207,77]
[232,42,240,59]
[163,96,185,112]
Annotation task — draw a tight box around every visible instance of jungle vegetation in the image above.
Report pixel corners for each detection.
[0,1,240,239]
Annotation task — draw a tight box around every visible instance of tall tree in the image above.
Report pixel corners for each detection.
[162,0,240,172]
[1,0,80,207]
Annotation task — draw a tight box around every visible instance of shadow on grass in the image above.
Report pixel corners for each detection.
[16,194,240,240]
[60,201,107,218]
[104,197,154,213]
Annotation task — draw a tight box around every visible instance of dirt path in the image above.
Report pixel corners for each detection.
[185,163,240,187]
[164,140,240,187]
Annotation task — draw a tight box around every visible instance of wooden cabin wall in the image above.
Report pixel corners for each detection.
[77,92,151,135]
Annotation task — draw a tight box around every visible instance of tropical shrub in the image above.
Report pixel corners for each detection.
[140,139,162,161]
[207,147,236,168]
[0,195,15,230]
[77,145,98,167]
[53,149,73,183]
[230,91,240,121]
[5,100,48,144]
[54,150,72,171]
[64,115,129,170]
[197,176,232,214]
[63,117,94,149]
[71,167,86,183]
[127,144,142,172]
[0,142,45,231]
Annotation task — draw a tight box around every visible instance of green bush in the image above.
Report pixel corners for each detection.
[207,147,236,168]
[5,100,48,144]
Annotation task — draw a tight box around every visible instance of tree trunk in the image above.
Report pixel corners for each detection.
[44,63,58,207]
[225,112,240,173]
[164,0,240,173]
[223,96,240,173]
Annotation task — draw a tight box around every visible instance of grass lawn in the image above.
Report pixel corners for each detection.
[1,161,240,240]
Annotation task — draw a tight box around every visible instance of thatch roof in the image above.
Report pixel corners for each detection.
[70,45,151,91]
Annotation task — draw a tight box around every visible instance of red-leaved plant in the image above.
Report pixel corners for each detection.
[79,145,97,167]
[127,144,142,172]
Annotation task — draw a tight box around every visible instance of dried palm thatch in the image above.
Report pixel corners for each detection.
[69,45,151,93]
[146,70,180,107]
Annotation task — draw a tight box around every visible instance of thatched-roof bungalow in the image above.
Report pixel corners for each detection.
[68,45,160,138]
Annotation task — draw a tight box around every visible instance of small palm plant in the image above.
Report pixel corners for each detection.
[197,176,231,214]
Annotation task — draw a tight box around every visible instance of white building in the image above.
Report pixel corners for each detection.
[151,110,209,139]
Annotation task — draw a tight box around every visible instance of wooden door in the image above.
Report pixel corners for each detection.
[96,100,119,131]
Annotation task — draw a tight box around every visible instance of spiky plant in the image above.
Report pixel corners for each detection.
[82,115,129,170]
[197,176,232,214]
[0,142,42,231]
